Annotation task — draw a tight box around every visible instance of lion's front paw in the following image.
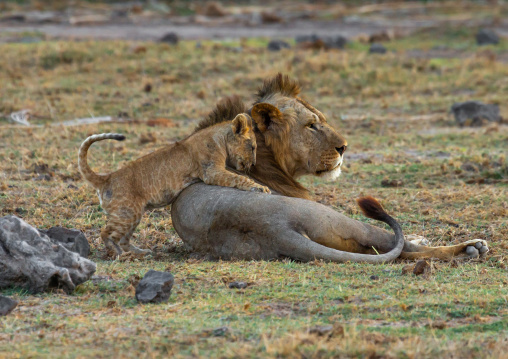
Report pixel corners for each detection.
[464,239,489,258]
[250,185,271,194]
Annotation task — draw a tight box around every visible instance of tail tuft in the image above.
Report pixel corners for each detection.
[356,196,388,221]
[99,133,125,141]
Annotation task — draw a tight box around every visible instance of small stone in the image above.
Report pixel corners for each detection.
[159,32,179,45]
[369,43,387,54]
[295,34,347,50]
[267,40,290,52]
[228,281,248,289]
[476,29,499,46]
[413,260,430,276]
[39,227,90,258]
[135,270,174,304]
[295,34,319,44]
[212,326,229,336]
[381,179,404,187]
[369,275,379,280]
[326,35,347,49]
[0,295,18,316]
[451,101,501,127]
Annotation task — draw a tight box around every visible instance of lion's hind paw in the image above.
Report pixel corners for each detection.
[464,239,489,259]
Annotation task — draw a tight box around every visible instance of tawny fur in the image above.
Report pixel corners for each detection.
[193,95,247,134]
[78,114,269,256]
[195,73,348,199]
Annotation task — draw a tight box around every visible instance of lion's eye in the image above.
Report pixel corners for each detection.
[307,123,317,131]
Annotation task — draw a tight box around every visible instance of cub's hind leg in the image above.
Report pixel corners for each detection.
[118,212,152,256]
[101,206,151,257]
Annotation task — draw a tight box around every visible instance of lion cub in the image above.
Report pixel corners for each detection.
[78,114,270,256]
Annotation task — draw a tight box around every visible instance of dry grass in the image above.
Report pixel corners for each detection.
[0,22,507,358]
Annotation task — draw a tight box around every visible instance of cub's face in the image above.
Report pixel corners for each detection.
[228,114,257,171]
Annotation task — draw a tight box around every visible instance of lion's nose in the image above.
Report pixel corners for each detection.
[336,145,347,156]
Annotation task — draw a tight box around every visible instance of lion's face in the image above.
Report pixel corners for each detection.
[251,97,347,181]
[227,114,258,171]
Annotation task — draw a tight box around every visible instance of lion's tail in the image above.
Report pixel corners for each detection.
[78,133,125,189]
[275,196,405,264]
[356,196,405,262]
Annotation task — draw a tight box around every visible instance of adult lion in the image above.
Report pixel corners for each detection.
[171,74,488,262]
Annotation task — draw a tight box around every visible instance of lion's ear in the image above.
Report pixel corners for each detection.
[251,103,283,133]
[231,114,251,136]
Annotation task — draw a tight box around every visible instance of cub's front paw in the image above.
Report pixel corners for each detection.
[250,185,271,194]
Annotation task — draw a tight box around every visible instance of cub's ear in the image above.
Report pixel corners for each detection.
[231,114,251,136]
[251,103,283,133]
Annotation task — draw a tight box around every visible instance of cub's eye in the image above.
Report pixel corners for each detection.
[307,123,317,131]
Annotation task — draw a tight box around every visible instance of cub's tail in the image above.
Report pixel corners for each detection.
[356,196,405,262]
[78,133,125,188]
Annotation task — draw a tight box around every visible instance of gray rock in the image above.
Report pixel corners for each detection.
[0,13,26,22]
[295,34,347,49]
[212,326,229,336]
[267,40,290,52]
[159,32,179,45]
[295,34,320,43]
[369,43,387,54]
[325,35,347,49]
[476,29,499,46]
[39,227,90,258]
[228,281,248,289]
[451,101,501,127]
[0,215,96,294]
[135,270,174,304]
[0,295,18,316]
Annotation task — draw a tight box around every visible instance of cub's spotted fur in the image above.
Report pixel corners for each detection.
[78,113,270,256]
